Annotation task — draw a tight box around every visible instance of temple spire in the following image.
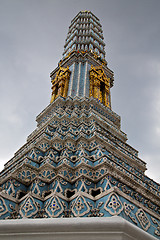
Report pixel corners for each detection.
[63,10,105,59]
[50,11,114,108]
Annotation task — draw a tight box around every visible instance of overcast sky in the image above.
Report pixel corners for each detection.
[0,0,160,183]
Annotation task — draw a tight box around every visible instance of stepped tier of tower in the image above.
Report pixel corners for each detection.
[0,96,160,238]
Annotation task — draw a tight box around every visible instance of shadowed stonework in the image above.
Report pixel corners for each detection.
[0,11,159,239]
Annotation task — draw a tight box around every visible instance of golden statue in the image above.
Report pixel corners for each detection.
[50,66,71,103]
[89,65,110,108]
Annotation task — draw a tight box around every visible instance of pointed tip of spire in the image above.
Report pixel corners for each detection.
[80,10,91,13]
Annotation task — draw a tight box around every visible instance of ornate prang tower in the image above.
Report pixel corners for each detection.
[0,11,159,240]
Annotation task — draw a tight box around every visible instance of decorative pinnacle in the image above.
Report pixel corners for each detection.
[63,11,106,59]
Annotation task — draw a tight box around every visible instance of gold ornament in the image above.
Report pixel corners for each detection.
[89,65,110,108]
[50,66,71,103]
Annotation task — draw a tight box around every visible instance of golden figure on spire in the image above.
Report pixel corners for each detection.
[89,65,110,108]
[50,66,71,103]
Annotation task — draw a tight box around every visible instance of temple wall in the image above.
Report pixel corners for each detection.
[0,216,157,240]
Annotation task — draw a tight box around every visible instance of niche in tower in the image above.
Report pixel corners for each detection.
[100,81,105,105]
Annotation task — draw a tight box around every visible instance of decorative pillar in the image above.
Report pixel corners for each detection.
[50,85,57,103]
[63,77,69,98]
[58,80,64,96]
[104,78,110,107]
[89,76,94,98]
[93,79,101,101]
